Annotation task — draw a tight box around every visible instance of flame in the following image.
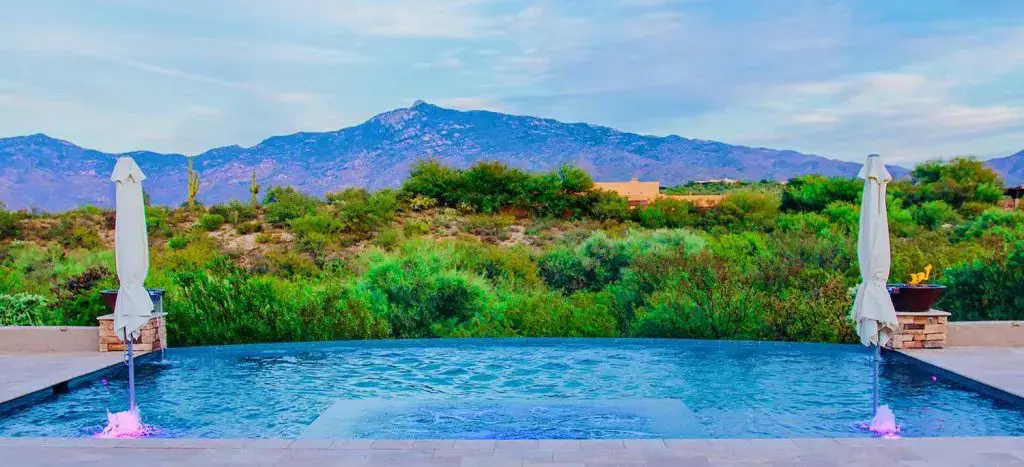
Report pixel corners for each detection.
[909,264,933,286]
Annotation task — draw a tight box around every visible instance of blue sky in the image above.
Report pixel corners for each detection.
[0,0,1022,164]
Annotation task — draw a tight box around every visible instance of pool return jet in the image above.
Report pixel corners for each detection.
[850,153,901,436]
[98,157,155,438]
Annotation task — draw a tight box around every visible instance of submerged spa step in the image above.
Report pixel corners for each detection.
[301,398,705,439]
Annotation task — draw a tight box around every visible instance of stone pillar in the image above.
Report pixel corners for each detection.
[890,310,949,349]
[96,313,167,352]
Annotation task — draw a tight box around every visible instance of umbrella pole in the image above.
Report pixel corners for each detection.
[872,332,880,417]
[128,338,136,411]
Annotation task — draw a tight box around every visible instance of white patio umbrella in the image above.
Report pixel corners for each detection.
[850,153,899,416]
[111,157,154,410]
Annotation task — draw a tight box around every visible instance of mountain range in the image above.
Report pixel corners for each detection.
[1,100,1021,211]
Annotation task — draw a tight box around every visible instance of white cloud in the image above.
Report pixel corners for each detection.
[242,0,500,39]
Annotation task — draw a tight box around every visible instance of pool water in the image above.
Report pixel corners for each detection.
[1,339,1022,439]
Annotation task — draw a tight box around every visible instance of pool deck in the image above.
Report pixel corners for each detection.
[2,348,1024,465]
[899,347,1024,400]
[1,437,1024,466]
[0,351,125,410]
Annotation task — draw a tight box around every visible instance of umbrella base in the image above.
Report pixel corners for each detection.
[890,310,949,349]
[97,313,167,352]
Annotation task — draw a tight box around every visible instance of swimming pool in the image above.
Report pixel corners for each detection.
[1,339,1022,439]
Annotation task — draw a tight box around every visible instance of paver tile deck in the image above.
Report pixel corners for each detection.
[0,351,124,405]
[900,347,1024,399]
[0,437,1021,466]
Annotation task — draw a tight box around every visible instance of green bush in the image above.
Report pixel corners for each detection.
[235,221,262,235]
[289,212,343,238]
[590,191,631,221]
[781,175,861,212]
[372,228,403,250]
[953,208,1024,241]
[263,186,319,225]
[636,198,696,228]
[356,250,490,338]
[48,218,102,249]
[707,190,780,230]
[145,205,171,237]
[821,201,859,231]
[0,202,18,240]
[403,160,596,218]
[939,242,1024,320]
[167,262,390,346]
[0,293,52,326]
[906,157,1003,208]
[463,214,513,238]
[911,200,960,230]
[167,235,190,250]
[208,200,257,225]
[334,189,400,234]
[198,213,226,231]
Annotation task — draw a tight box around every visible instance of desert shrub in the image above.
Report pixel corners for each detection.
[52,266,116,325]
[289,211,343,238]
[589,190,631,221]
[167,235,190,250]
[236,221,262,235]
[166,262,389,346]
[0,202,18,240]
[776,212,830,235]
[372,228,403,250]
[953,208,1024,242]
[496,289,617,337]
[48,218,102,249]
[905,157,1003,207]
[355,250,490,338]
[630,254,768,339]
[264,250,319,277]
[781,175,861,212]
[263,186,319,225]
[636,198,696,228]
[401,159,463,205]
[539,229,704,294]
[403,220,430,236]
[145,205,171,237]
[463,214,513,238]
[0,293,52,326]
[338,189,400,234]
[207,200,257,225]
[403,160,595,218]
[706,190,780,230]
[958,201,991,218]
[821,201,859,231]
[911,200,961,230]
[938,242,1024,320]
[886,200,918,238]
[198,213,226,231]
[407,195,439,211]
[538,247,595,294]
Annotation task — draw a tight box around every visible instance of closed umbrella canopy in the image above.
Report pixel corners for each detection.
[851,154,899,347]
[111,157,153,342]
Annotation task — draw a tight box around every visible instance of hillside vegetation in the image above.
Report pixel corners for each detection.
[0,158,1021,346]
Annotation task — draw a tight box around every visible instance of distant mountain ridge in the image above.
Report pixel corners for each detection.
[987,149,1024,186]
[6,100,1014,211]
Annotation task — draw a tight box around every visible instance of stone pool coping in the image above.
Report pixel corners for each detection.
[1,436,1023,466]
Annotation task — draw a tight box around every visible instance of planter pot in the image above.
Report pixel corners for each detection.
[99,288,166,313]
[887,284,946,312]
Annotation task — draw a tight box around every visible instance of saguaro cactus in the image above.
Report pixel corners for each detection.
[187,157,200,210]
[250,170,260,210]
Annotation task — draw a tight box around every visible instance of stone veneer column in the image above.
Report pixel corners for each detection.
[96,313,167,352]
[890,310,950,349]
